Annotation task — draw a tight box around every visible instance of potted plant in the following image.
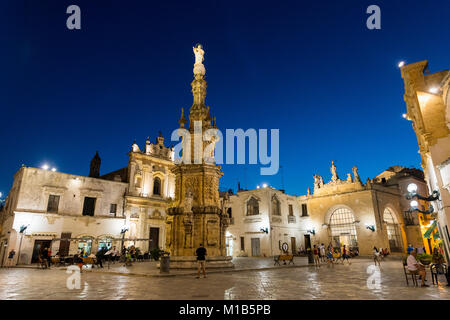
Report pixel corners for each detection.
[417,253,432,265]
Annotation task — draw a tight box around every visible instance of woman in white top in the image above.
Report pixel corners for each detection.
[373,246,381,266]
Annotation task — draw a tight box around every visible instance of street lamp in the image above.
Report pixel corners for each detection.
[365,224,375,232]
[405,183,440,202]
[408,200,435,215]
[120,225,129,252]
[307,229,315,236]
[260,227,269,234]
[16,224,29,266]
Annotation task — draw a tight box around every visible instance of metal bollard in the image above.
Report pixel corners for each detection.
[160,255,170,274]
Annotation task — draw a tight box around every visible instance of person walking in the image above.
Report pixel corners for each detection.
[313,245,320,268]
[326,248,334,268]
[6,249,16,267]
[195,243,207,278]
[96,247,106,268]
[342,245,351,265]
[373,246,381,266]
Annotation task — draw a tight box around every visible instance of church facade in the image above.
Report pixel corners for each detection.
[223,164,429,257]
[0,135,176,265]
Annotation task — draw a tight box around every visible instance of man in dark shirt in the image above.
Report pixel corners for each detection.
[195,243,207,278]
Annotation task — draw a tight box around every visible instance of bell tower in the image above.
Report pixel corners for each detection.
[165,44,232,268]
[89,151,101,178]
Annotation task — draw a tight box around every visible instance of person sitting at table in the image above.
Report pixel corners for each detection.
[407,249,429,287]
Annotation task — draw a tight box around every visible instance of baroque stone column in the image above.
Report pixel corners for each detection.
[164,44,232,268]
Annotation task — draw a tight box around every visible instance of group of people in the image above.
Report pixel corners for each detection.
[312,243,356,267]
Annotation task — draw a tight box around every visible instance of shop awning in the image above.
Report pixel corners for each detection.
[424,220,437,239]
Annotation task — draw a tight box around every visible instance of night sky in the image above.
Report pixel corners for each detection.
[1,0,449,197]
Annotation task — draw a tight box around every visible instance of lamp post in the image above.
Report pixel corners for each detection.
[405,183,440,203]
[405,183,449,286]
[16,225,29,266]
[120,225,129,253]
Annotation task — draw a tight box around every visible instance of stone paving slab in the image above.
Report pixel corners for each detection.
[1,260,449,300]
[12,256,375,278]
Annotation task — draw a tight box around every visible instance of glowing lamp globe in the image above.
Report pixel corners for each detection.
[429,87,439,94]
[407,183,418,193]
[410,200,419,208]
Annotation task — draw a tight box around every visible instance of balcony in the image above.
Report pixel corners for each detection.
[288,215,296,223]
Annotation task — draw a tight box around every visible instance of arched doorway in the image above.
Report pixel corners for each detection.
[384,208,403,252]
[329,207,358,250]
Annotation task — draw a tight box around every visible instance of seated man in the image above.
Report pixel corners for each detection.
[407,249,429,287]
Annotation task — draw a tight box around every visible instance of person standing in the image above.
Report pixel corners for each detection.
[195,243,207,278]
[47,248,52,267]
[407,244,414,255]
[6,249,16,267]
[313,245,320,267]
[320,243,326,262]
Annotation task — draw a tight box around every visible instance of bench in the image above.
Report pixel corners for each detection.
[274,254,294,266]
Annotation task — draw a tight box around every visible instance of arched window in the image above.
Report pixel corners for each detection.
[247,197,259,216]
[153,177,161,196]
[384,208,403,252]
[272,195,281,216]
[329,207,358,249]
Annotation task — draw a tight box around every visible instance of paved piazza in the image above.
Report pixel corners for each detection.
[0,258,449,300]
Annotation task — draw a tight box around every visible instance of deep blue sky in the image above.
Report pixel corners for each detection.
[1,0,449,197]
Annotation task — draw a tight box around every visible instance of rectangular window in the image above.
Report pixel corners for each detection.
[288,204,294,216]
[110,204,117,216]
[82,197,96,216]
[47,195,60,213]
[301,203,308,216]
[240,237,245,251]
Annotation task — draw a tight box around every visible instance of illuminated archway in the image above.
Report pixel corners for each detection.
[329,207,358,249]
[383,208,403,252]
